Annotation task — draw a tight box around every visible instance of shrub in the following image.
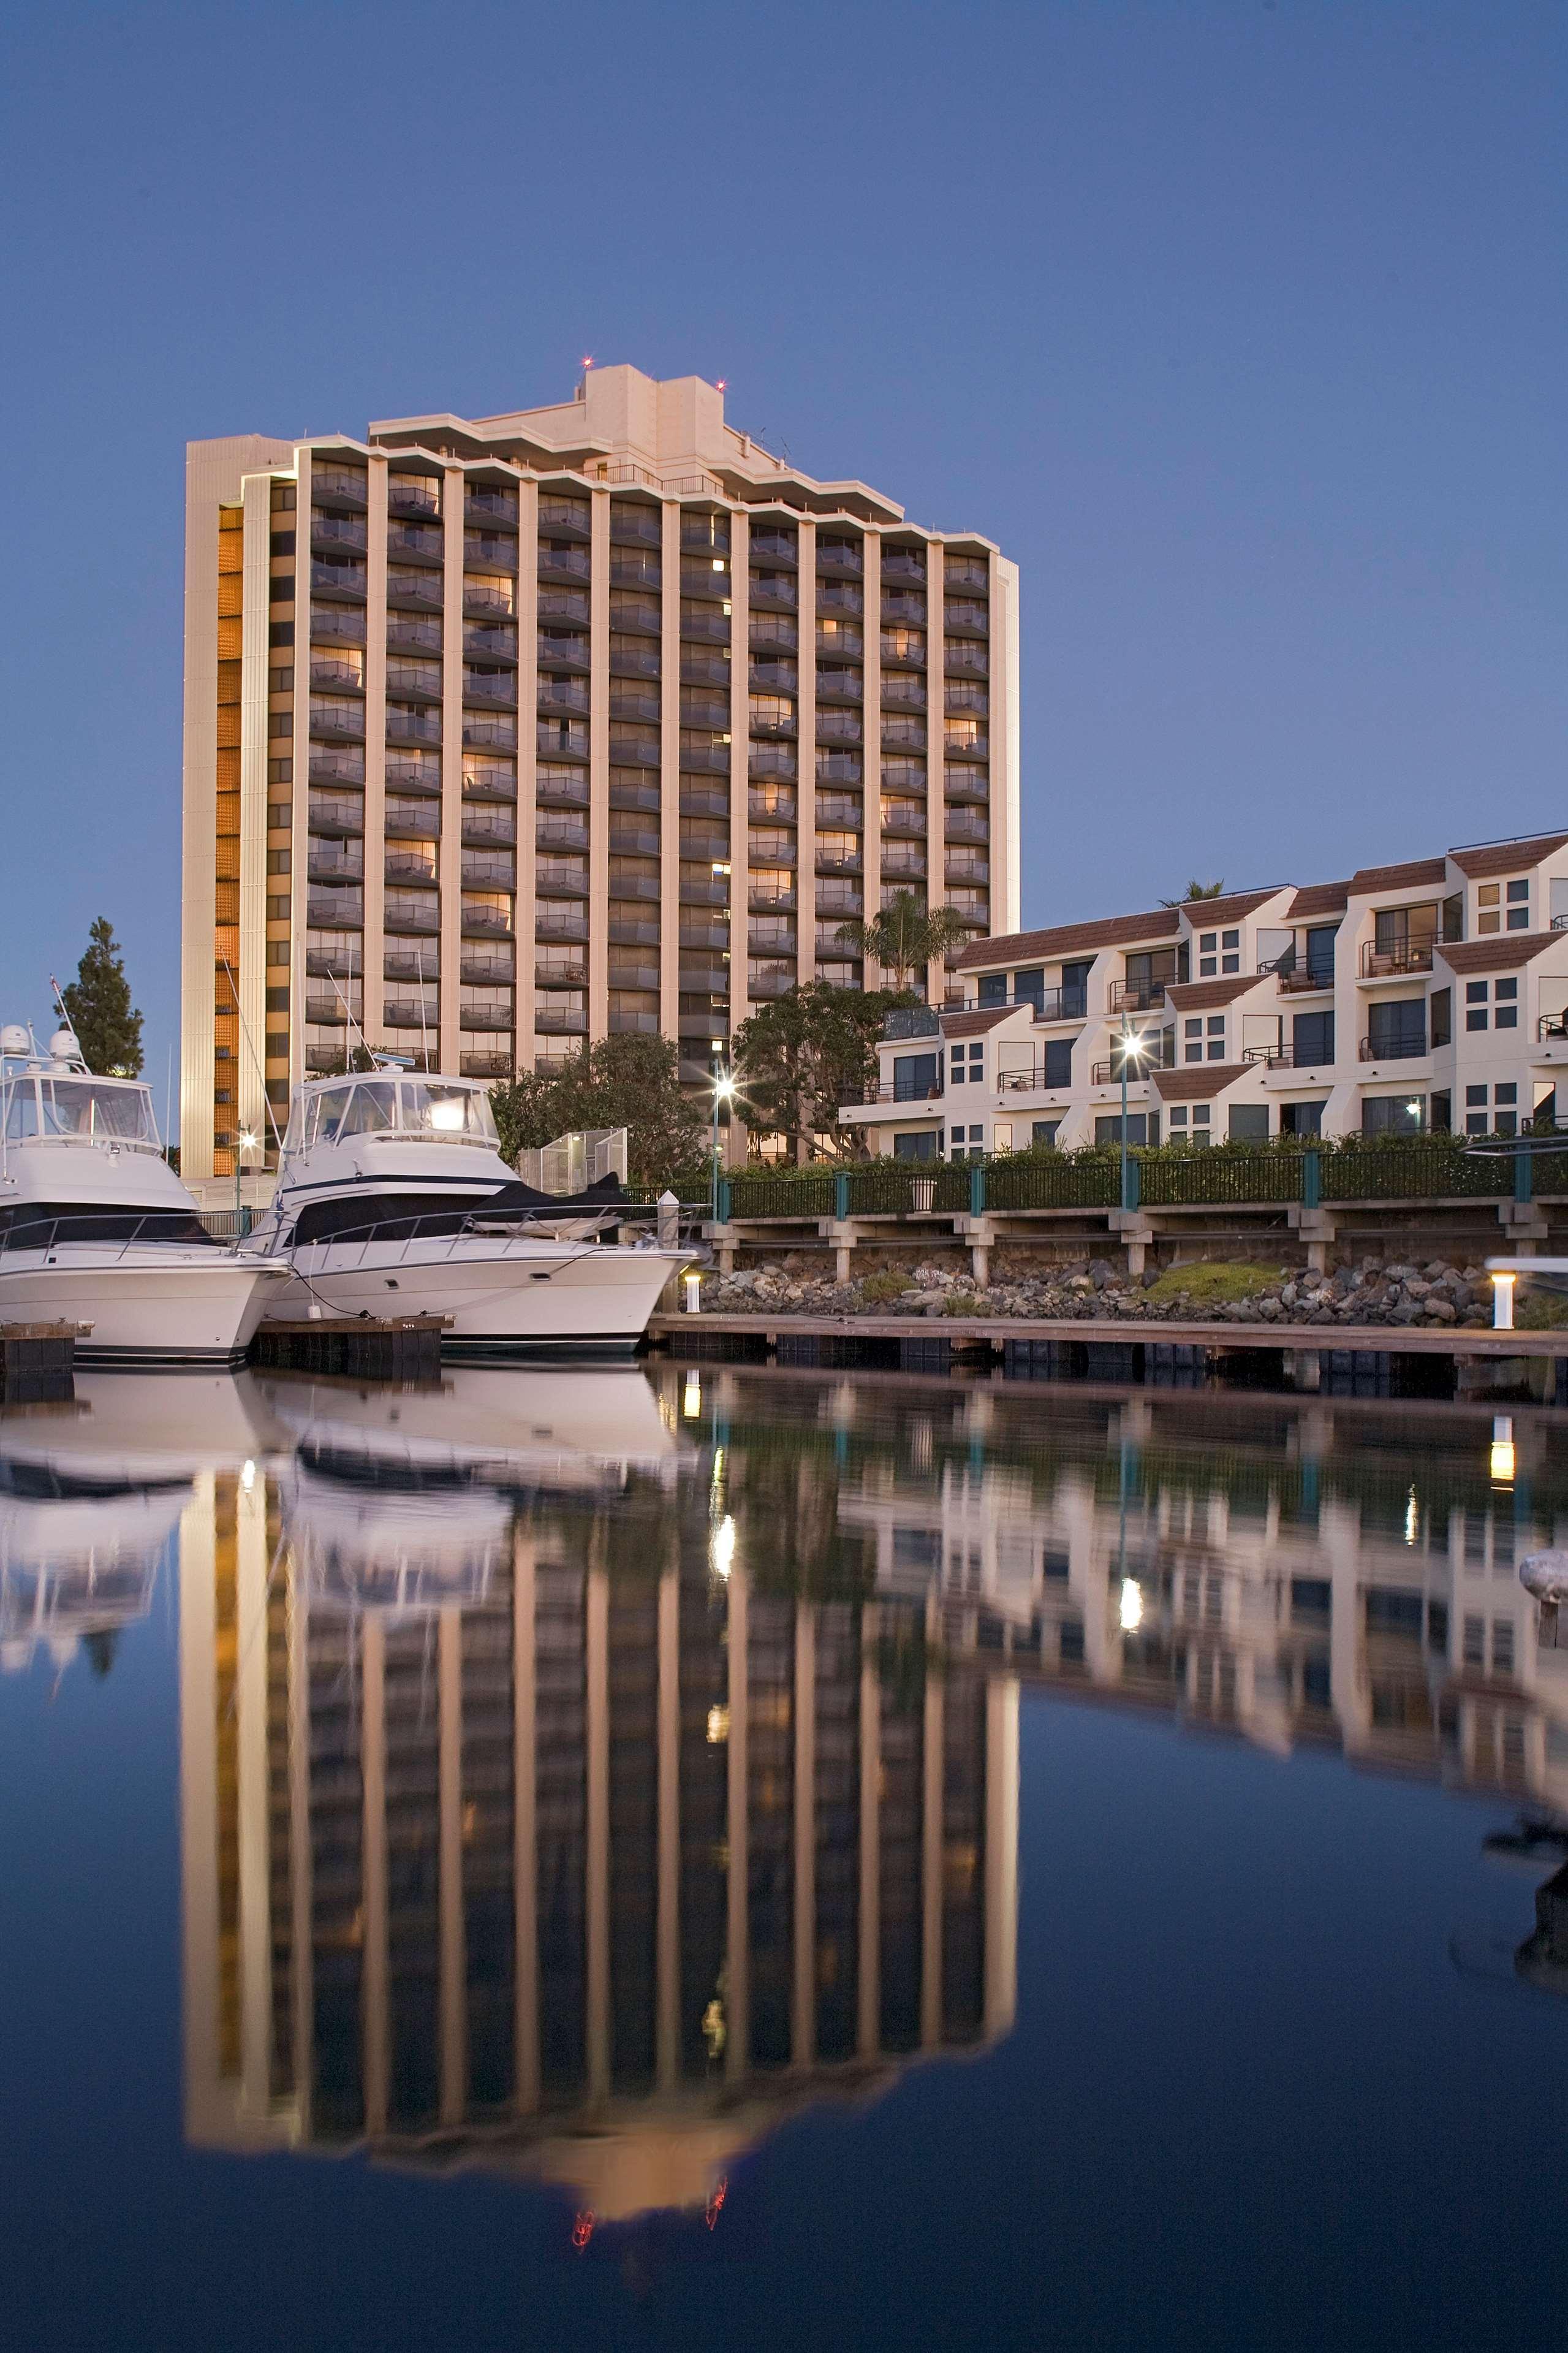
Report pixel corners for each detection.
[1145,1261,1286,1309]
[859,1269,913,1304]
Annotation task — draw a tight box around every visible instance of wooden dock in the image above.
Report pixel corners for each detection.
[0,1320,85,1398]
[251,1314,449,1379]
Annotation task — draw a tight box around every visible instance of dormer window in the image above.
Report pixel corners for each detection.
[1477,879,1531,934]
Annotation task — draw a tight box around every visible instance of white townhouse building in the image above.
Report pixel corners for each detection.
[842,830,1568,1160]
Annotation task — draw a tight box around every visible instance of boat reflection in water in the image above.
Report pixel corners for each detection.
[177,1364,1020,2226]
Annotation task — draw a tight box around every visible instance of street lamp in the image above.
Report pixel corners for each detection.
[235,1128,257,1233]
[711,1070,737,1222]
[1117,1019,1149,1211]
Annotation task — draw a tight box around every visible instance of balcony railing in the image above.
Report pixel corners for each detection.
[311,606,367,645]
[882,852,928,879]
[680,568,733,602]
[1539,1013,1568,1041]
[817,670,865,706]
[1361,941,1434,978]
[538,498,591,538]
[1359,1035,1427,1060]
[680,608,734,643]
[387,618,442,655]
[313,467,368,507]
[881,807,927,837]
[382,999,437,1030]
[536,1006,589,1036]
[1263,956,1337,993]
[461,1052,514,1078]
[384,851,437,884]
[1090,1059,1155,1085]
[308,851,365,884]
[751,533,798,565]
[612,646,662,681]
[861,1077,945,1104]
[537,545,590,582]
[460,957,513,985]
[385,571,442,609]
[882,681,927,710]
[881,550,926,583]
[387,482,439,519]
[1108,979,1170,1013]
[388,522,443,561]
[304,995,359,1025]
[945,559,989,591]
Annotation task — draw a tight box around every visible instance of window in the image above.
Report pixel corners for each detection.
[1430,987,1452,1048]
[1280,1099,1326,1136]
[893,1129,939,1160]
[1367,998,1426,1059]
[1206,1014,1226,1061]
[1304,924,1339,983]
[1095,1113,1159,1145]
[949,1041,984,1084]
[1221,929,1240,975]
[1032,1120,1061,1149]
[893,1053,939,1101]
[1168,1103,1213,1143]
[1363,1094,1425,1135]
[1507,879,1531,930]
[1014,966,1045,1009]
[1495,976,1519,1028]
[1292,1011,1335,1066]
[978,973,1007,1007]
[1493,1618,1516,1673]
[1184,1017,1203,1065]
[1043,1039,1073,1088]
[1229,1103,1269,1141]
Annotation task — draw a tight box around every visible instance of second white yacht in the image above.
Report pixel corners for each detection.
[246,1070,691,1354]
[0,1027,286,1364]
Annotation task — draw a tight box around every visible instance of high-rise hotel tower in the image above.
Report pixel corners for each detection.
[181,365,1020,1181]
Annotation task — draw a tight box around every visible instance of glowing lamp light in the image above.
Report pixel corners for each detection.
[580,354,594,370]
[1119,1576,1143,1632]
[714,1076,737,1104]
[1491,1414,1516,1486]
[711,1514,737,1579]
[683,1271,703,1314]
[239,1130,257,1153]
[241,1459,256,1492]
[1491,1270,1517,1330]
[683,1372,702,1419]
[428,1099,466,1132]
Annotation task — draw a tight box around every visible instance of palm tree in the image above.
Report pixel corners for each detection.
[1159,879,1226,907]
[835,891,979,992]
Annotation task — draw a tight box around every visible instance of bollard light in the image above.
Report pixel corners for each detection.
[1492,1271,1517,1330]
[684,1271,703,1314]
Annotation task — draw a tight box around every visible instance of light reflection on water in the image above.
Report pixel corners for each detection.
[5,1359,1568,2343]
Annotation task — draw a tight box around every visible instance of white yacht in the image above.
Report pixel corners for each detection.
[0,1027,286,1365]
[246,1070,691,1355]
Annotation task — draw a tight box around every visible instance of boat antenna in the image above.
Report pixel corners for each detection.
[417,946,429,1070]
[46,975,84,1066]
[325,965,368,1066]
[219,959,284,1152]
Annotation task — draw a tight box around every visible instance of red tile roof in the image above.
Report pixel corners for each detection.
[937,1006,1015,1038]
[1173,887,1284,926]
[1286,880,1350,920]
[1448,833,1568,879]
[951,908,1179,971]
[1349,857,1448,895]
[1437,932,1561,976]
[1151,1064,1248,1101]
[1164,975,1266,1013]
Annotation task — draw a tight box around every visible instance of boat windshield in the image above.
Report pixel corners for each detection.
[400,1081,498,1142]
[293,1078,498,1149]
[4,1077,158,1147]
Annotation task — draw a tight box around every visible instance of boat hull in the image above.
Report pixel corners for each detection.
[0,1249,284,1366]
[257,1239,687,1353]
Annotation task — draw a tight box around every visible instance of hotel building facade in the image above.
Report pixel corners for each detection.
[847,829,1568,1159]
[181,365,1020,1184]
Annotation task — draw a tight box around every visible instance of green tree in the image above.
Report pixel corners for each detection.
[833,891,978,992]
[1159,879,1227,905]
[61,918,143,1076]
[732,982,916,1161]
[490,1033,704,1190]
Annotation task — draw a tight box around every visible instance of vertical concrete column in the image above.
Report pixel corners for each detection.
[656,1556,681,2089]
[925,542,947,997]
[857,1600,882,2058]
[362,452,388,1040]
[512,1532,539,2113]
[360,1616,390,2135]
[862,532,882,957]
[725,1562,750,2081]
[920,1592,945,2049]
[588,487,612,1044]
[659,498,682,1043]
[437,1605,466,2125]
[237,471,273,1150]
[727,509,751,1043]
[236,1470,272,2117]
[983,1676,1020,2043]
[585,1559,611,2106]
[796,520,817,980]
[287,450,312,1107]
[515,477,540,1069]
[792,1605,817,2068]
[992,552,1022,937]
[439,466,466,1074]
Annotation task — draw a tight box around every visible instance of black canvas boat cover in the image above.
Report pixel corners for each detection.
[289,1173,629,1247]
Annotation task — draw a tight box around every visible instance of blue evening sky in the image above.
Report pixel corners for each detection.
[0,1,1561,1106]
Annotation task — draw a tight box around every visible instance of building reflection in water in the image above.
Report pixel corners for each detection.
[173,1367,1019,2222]
[9,1358,1568,2219]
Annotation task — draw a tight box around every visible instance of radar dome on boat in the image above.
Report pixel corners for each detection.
[1520,1551,1568,1603]
[0,1024,29,1055]
[48,1028,80,1065]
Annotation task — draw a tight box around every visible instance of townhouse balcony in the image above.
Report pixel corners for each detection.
[1089,1060,1155,1087]
[1360,941,1434,979]
[862,1077,945,1105]
[467,486,520,525]
[1108,979,1170,1013]
[387,481,439,520]
[1539,1013,1568,1041]
[1358,1036,1428,1060]
[1268,960,1336,994]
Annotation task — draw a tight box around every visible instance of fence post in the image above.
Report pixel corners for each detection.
[1515,1147,1534,1204]
[716,1176,731,1223]
[1124,1155,1140,1212]
[1303,1146,1320,1210]
[969,1163,986,1216]
[835,1171,850,1219]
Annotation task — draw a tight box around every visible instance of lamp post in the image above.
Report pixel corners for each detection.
[235,1128,257,1234]
[711,1071,736,1222]
[1118,1019,1148,1211]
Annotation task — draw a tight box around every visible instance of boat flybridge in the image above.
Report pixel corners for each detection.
[0,1024,286,1365]
[244,1068,692,1354]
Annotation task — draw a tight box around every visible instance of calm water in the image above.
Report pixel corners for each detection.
[4,1358,1568,2351]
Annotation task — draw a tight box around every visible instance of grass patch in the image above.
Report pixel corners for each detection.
[859,1269,915,1305]
[1145,1261,1286,1309]
[1516,1288,1568,1329]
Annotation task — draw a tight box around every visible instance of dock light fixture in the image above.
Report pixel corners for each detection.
[711,1070,737,1220]
[683,1271,702,1314]
[1492,1270,1517,1330]
[1491,1415,1515,1485]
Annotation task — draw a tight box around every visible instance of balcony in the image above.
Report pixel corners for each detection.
[538,498,591,541]
[748,967,797,999]
[816,891,865,919]
[748,747,797,781]
[537,545,589,585]
[1089,1059,1155,1087]
[944,685,989,717]
[750,532,798,566]
[308,797,363,838]
[882,550,926,583]
[466,486,520,526]
[610,556,662,593]
[311,703,366,743]
[680,922,730,951]
[944,772,988,806]
[386,708,441,746]
[944,853,989,885]
[313,466,368,511]
[882,591,927,625]
[304,994,359,1026]
[612,918,663,948]
[308,749,365,788]
[680,877,731,907]
[610,825,661,858]
[680,568,733,606]
[610,508,662,549]
[882,720,927,751]
[816,670,864,706]
[1360,941,1434,979]
[863,1077,945,1105]
[1268,960,1336,994]
[685,964,735,995]
[749,886,798,914]
[388,481,439,520]
[816,712,863,744]
[880,633,926,670]
[461,956,514,985]
[944,642,989,678]
[460,905,515,938]
[682,654,732,690]
[945,811,990,844]
[382,998,437,1031]
[1108,979,1170,1013]
[385,571,442,611]
[816,850,862,876]
[680,694,730,730]
[537,635,590,680]
[383,804,436,841]
[680,520,731,558]
[460,1051,514,1078]
[308,850,365,885]
[1539,1013,1568,1042]
[310,558,365,602]
[816,752,863,785]
[881,851,928,880]
[945,559,989,593]
[387,522,443,564]
[465,715,517,752]
[882,680,927,711]
[464,670,517,708]
[817,582,863,616]
[384,897,439,936]
[536,818,589,853]
[748,713,796,743]
[307,892,364,929]
[748,577,798,614]
[680,607,733,643]
[386,618,442,656]
[462,811,515,848]
[609,691,661,727]
[463,623,517,661]
[1358,1035,1428,1062]
[535,912,588,943]
[311,605,366,647]
[383,947,441,984]
[459,1006,516,1035]
[610,778,661,813]
[384,851,437,884]
[536,1005,589,1036]
[312,514,368,557]
[611,645,662,680]
[608,960,661,992]
[309,658,365,695]
[881,805,927,837]
[816,796,862,829]
[944,732,990,762]
[749,661,798,694]
[679,743,732,775]
[944,600,990,640]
